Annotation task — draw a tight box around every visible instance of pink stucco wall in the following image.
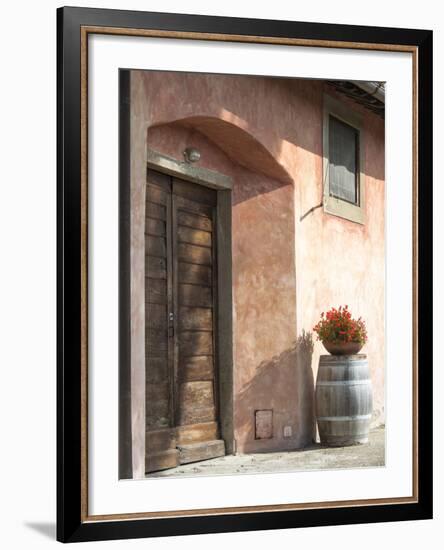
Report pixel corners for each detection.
[130,70,385,459]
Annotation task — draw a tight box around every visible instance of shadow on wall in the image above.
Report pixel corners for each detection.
[235,331,316,451]
[231,164,291,207]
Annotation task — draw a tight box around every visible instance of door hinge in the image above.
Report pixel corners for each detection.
[168,312,174,337]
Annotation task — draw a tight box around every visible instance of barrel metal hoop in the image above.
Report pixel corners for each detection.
[316,380,371,386]
[317,414,372,421]
[318,361,368,368]
[320,435,370,439]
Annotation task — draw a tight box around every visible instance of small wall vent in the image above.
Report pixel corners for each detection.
[255,410,273,439]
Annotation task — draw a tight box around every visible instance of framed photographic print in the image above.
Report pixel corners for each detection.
[57,6,433,543]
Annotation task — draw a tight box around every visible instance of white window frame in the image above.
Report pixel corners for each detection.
[323,93,365,224]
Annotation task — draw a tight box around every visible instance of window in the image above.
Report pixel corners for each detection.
[323,95,364,224]
[329,116,359,204]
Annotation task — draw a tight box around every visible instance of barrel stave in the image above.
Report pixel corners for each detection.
[316,384,372,418]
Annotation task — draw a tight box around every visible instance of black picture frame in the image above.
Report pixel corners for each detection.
[57,6,433,543]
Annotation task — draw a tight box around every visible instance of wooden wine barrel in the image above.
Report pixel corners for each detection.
[315,354,372,446]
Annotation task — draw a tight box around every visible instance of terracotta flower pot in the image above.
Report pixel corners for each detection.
[322,340,363,356]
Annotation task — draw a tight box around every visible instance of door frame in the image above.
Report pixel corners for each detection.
[146,148,235,455]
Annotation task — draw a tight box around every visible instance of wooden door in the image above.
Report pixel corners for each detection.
[145,170,225,473]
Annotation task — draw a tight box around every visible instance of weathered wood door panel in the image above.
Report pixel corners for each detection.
[145,171,225,473]
[145,171,178,472]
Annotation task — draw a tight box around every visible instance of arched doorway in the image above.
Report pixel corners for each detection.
[144,117,295,473]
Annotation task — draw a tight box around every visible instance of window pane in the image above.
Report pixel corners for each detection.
[329,115,358,204]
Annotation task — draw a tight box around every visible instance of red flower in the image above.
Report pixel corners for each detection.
[312,305,368,345]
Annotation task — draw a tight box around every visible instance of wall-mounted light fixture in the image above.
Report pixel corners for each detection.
[183,147,201,163]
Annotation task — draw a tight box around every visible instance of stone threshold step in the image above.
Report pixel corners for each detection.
[146,448,179,473]
[177,439,225,465]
